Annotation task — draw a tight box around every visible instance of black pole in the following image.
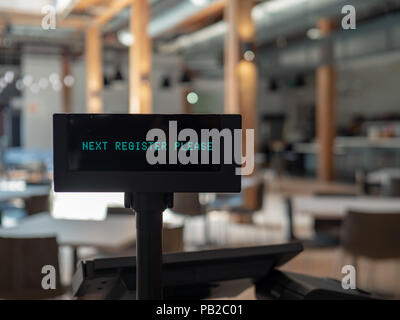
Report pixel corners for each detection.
[136,207,163,299]
[125,192,173,300]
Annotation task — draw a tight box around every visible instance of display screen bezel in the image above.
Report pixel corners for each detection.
[53,113,241,193]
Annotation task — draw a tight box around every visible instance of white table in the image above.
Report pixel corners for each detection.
[292,195,400,218]
[0,212,136,250]
[0,212,137,271]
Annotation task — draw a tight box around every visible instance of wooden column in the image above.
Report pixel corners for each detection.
[316,19,336,181]
[62,53,72,113]
[224,0,257,136]
[85,26,103,113]
[129,0,152,114]
[224,0,258,214]
[224,0,240,114]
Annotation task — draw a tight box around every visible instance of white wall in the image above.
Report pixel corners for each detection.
[21,51,184,150]
[22,54,62,150]
[153,54,184,114]
[72,52,183,114]
[337,52,400,126]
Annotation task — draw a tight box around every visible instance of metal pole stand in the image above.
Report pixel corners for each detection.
[125,192,173,300]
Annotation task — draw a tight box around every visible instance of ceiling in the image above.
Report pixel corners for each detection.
[0,0,398,69]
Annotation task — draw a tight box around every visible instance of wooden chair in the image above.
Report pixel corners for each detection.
[337,210,400,297]
[106,206,133,216]
[0,236,64,299]
[25,195,49,216]
[172,193,211,246]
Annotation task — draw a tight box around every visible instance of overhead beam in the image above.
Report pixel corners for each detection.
[129,0,152,114]
[93,0,132,26]
[157,0,226,37]
[316,19,336,181]
[73,0,103,12]
[0,12,89,30]
[85,26,103,113]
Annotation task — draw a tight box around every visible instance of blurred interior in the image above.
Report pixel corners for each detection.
[1,0,400,299]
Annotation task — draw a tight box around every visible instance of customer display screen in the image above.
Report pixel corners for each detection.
[65,114,229,172]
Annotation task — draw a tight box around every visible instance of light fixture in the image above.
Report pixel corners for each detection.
[294,74,306,87]
[269,78,279,92]
[49,72,60,84]
[180,70,192,83]
[190,0,209,7]
[23,75,33,87]
[160,75,172,89]
[307,28,321,40]
[15,79,23,91]
[117,30,135,46]
[103,75,111,87]
[0,78,7,89]
[113,68,124,82]
[187,92,199,105]
[64,75,75,87]
[243,50,255,62]
[241,42,256,62]
[52,82,62,92]
[4,70,14,83]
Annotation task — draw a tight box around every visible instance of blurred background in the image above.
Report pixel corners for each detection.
[1,0,400,299]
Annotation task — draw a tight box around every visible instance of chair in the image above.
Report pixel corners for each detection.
[229,180,265,224]
[383,177,400,197]
[171,193,210,246]
[0,236,64,299]
[25,195,49,216]
[106,206,133,216]
[338,210,400,297]
[307,192,357,247]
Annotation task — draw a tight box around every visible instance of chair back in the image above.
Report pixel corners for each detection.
[172,193,203,216]
[0,236,63,299]
[383,178,400,197]
[341,210,400,259]
[241,180,265,212]
[106,206,133,216]
[25,195,49,216]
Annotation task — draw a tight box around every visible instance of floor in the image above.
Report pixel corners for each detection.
[61,191,400,299]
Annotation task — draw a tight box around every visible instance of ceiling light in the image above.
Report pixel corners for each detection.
[307,28,321,40]
[113,68,124,82]
[15,79,23,91]
[117,30,135,47]
[52,82,62,92]
[180,70,192,83]
[49,72,60,84]
[190,0,209,7]
[64,75,75,87]
[187,92,199,104]
[4,71,14,83]
[160,75,172,89]
[243,50,255,62]
[23,75,33,87]
[0,78,7,89]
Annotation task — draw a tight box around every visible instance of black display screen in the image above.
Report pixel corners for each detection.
[66,114,226,172]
